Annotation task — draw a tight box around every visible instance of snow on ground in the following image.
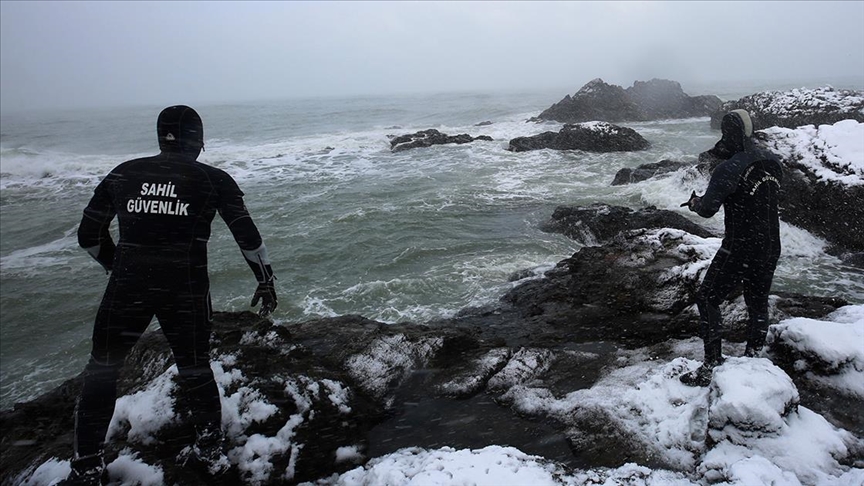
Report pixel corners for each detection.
[486,347,555,392]
[768,304,864,398]
[760,120,864,186]
[436,348,512,396]
[321,330,861,486]
[18,307,864,486]
[500,356,711,470]
[107,366,179,445]
[309,446,698,486]
[345,334,444,406]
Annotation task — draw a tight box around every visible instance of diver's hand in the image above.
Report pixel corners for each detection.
[251,279,277,317]
[680,191,701,211]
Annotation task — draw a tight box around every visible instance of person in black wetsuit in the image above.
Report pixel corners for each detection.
[679,109,783,387]
[63,105,277,485]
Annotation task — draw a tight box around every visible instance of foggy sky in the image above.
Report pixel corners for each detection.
[2,1,863,113]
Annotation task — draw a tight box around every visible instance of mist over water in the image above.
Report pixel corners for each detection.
[2,82,862,409]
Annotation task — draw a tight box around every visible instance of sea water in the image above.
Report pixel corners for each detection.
[2,82,862,409]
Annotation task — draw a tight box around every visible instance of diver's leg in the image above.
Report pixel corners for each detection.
[681,248,742,386]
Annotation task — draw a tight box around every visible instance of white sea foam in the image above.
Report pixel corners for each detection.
[0,229,84,277]
[0,146,147,192]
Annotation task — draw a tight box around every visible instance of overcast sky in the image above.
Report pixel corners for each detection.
[2,1,863,112]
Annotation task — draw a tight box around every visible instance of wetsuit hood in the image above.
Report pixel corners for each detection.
[719,109,753,154]
[157,105,204,159]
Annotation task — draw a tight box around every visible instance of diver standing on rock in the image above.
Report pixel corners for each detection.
[679,109,783,387]
[62,105,277,485]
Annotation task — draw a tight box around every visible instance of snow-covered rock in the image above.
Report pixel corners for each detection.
[707,358,800,444]
[711,85,864,131]
[760,119,864,187]
[768,305,864,398]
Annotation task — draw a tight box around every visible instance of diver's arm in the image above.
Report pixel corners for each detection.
[220,193,275,283]
[219,190,277,317]
[213,170,276,283]
[690,158,743,218]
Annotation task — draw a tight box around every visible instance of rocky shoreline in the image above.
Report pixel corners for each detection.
[3,80,863,485]
[2,213,861,485]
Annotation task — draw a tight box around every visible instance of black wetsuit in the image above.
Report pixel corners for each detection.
[691,138,783,363]
[75,146,273,458]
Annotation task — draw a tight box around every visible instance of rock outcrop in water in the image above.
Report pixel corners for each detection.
[507,122,650,153]
[532,78,723,124]
[388,129,493,152]
[3,205,860,486]
[538,203,716,244]
[611,159,692,186]
[709,86,864,131]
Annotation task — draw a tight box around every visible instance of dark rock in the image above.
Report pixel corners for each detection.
[474,121,493,126]
[777,163,864,258]
[508,122,650,153]
[611,160,691,185]
[627,79,724,121]
[389,129,492,152]
[498,229,709,345]
[709,86,864,131]
[0,373,82,486]
[539,203,716,244]
[507,130,558,152]
[535,78,722,124]
[771,291,849,321]
[534,79,642,124]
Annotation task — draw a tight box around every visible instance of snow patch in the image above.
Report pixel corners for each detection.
[761,120,864,186]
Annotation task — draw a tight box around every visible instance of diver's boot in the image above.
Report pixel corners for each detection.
[681,339,724,387]
[744,344,762,358]
[59,453,105,486]
[679,364,716,387]
[194,425,230,475]
[745,327,768,358]
[177,425,230,478]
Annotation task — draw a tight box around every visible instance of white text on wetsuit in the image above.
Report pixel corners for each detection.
[127,182,189,216]
[749,175,780,195]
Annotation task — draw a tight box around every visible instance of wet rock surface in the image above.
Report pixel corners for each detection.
[539,203,716,244]
[611,159,692,186]
[508,122,650,153]
[388,129,493,152]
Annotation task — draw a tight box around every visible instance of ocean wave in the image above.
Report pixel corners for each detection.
[0,145,146,192]
[0,231,84,276]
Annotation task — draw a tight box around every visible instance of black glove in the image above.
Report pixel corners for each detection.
[251,280,277,317]
[680,191,700,211]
